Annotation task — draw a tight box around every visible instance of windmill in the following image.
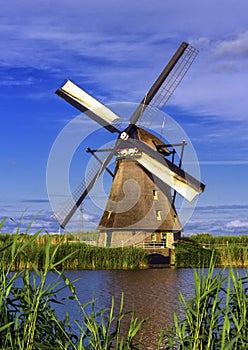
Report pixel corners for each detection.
[54,42,205,247]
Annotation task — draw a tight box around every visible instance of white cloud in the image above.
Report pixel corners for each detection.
[226,220,248,229]
[168,31,248,122]
[215,31,248,58]
[1,0,248,225]
[0,1,248,125]
[183,205,248,235]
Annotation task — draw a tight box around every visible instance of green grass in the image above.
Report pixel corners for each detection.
[174,240,213,267]
[0,218,145,349]
[175,235,248,268]
[160,255,248,349]
[1,218,248,348]
[190,233,248,245]
[0,233,148,271]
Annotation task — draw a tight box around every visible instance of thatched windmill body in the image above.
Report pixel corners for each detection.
[54,42,205,247]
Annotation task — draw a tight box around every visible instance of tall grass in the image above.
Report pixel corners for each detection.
[160,255,248,349]
[190,233,248,245]
[214,246,248,267]
[0,233,148,271]
[175,237,248,268]
[0,218,145,349]
[1,218,248,348]
[2,227,248,270]
[174,240,213,267]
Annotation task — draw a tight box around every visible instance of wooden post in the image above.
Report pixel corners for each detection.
[170,249,176,266]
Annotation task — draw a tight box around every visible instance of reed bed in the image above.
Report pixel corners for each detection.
[175,235,248,268]
[190,233,248,245]
[0,218,144,349]
[160,256,248,349]
[2,231,248,269]
[1,218,248,348]
[174,240,213,268]
[214,246,248,267]
[0,234,148,271]
[52,243,148,270]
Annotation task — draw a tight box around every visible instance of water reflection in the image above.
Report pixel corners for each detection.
[13,266,248,348]
[55,268,196,348]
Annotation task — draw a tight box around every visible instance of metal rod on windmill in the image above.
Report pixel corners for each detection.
[54,41,205,246]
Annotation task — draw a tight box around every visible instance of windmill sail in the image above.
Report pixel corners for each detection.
[136,152,203,202]
[53,41,205,240]
[98,157,183,232]
[125,136,204,202]
[56,80,121,133]
[130,42,198,128]
[54,144,120,228]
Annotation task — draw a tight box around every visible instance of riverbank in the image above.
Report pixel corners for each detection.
[1,229,248,269]
[175,234,248,267]
[0,232,148,270]
[1,219,248,349]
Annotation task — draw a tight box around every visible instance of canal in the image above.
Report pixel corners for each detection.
[54,268,196,349]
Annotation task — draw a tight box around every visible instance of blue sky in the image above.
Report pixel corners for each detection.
[1,0,248,235]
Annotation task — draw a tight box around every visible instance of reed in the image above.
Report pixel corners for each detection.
[0,233,148,271]
[160,255,248,349]
[0,218,145,349]
[190,233,248,245]
[174,240,213,267]
[175,236,248,268]
[215,246,248,267]
[1,218,248,348]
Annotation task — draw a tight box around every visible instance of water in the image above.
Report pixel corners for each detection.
[53,268,196,348]
[15,267,247,348]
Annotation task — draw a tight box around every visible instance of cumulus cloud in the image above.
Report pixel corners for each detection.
[215,31,248,58]
[226,220,248,229]
[1,0,248,234]
[1,201,248,236]
[184,205,248,236]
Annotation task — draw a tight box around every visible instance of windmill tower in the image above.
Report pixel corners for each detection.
[54,42,205,247]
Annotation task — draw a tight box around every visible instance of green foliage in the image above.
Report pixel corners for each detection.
[215,246,248,267]
[175,236,248,268]
[174,240,213,268]
[1,218,248,349]
[160,255,248,349]
[68,292,145,349]
[189,233,248,245]
[52,244,148,270]
[0,234,148,271]
[0,219,76,350]
[0,218,145,349]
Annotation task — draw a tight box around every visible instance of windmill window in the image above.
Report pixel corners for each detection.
[156,210,162,220]
[151,233,156,242]
[107,211,112,220]
[153,190,158,200]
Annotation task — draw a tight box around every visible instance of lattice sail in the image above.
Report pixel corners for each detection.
[138,44,199,128]
[54,149,113,228]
